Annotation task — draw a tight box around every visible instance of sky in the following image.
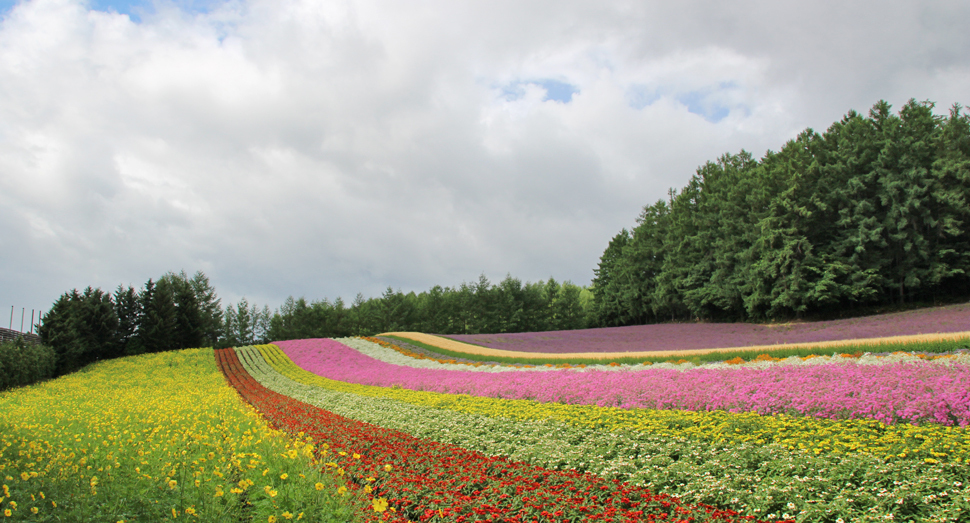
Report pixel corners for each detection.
[2,0,970,324]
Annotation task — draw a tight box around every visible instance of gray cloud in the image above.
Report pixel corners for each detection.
[2,0,969,316]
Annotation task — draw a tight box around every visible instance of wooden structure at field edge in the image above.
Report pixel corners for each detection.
[0,326,42,345]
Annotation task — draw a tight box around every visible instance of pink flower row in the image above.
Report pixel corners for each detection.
[275,338,970,426]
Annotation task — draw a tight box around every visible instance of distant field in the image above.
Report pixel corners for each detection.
[444,303,970,354]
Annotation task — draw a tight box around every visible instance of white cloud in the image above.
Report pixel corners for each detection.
[1,0,969,314]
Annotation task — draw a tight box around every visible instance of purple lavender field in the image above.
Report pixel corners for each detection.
[447,303,970,354]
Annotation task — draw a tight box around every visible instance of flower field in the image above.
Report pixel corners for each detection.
[443,303,970,354]
[0,348,360,522]
[274,337,970,427]
[222,346,758,522]
[223,339,970,522]
[3,328,968,522]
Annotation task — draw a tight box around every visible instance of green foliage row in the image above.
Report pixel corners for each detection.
[0,337,56,391]
[594,99,970,325]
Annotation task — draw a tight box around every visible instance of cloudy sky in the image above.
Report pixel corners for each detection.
[2,0,969,322]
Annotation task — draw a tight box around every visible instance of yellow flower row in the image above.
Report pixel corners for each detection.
[0,348,360,522]
[257,344,970,462]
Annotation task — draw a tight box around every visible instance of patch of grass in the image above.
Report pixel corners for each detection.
[381,334,970,366]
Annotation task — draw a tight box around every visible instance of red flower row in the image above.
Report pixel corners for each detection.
[216,348,783,523]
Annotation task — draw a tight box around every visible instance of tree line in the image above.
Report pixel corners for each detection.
[592,99,970,325]
[38,271,223,375]
[265,274,593,342]
[36,270,595,376]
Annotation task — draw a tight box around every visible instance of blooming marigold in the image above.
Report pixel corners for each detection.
[372,497,389,512]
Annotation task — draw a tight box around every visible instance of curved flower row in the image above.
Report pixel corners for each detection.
[442,303,970,354]
[217,347,763,523]
[236,344,970,522]
[353,336,970,373]
[277,338,970,426]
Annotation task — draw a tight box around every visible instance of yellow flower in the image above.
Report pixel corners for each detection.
[279,473,288,480]
[19,473,29,481]
[168,479,178,489]
[185,507,196,516]
[214,489,224,497]
[372,497,389,512]
[3,509,10,517]
[314,482,324,491]
[282,512,293,520]
[268,516,277,523]
[31,507,39,515]
[384,464,392,472]
[172,507,178,518]
[337,486,347,495]
[364,485,373,494]
[353,453,361,460]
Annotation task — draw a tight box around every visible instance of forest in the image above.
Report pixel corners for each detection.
[592,99,970,324]
[30,271,592,379]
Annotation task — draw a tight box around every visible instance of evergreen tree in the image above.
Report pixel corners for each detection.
[114,285,141,356]
[135,278,178,354]
[38,287,118,374]
[189,271,223,346]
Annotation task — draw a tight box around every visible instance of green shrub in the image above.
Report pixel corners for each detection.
[0,337,57,391]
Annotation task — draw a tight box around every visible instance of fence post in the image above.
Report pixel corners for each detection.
[21,308,25,332]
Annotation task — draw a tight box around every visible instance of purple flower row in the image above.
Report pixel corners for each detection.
[446,303,970,353]
[276,338,970,427]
